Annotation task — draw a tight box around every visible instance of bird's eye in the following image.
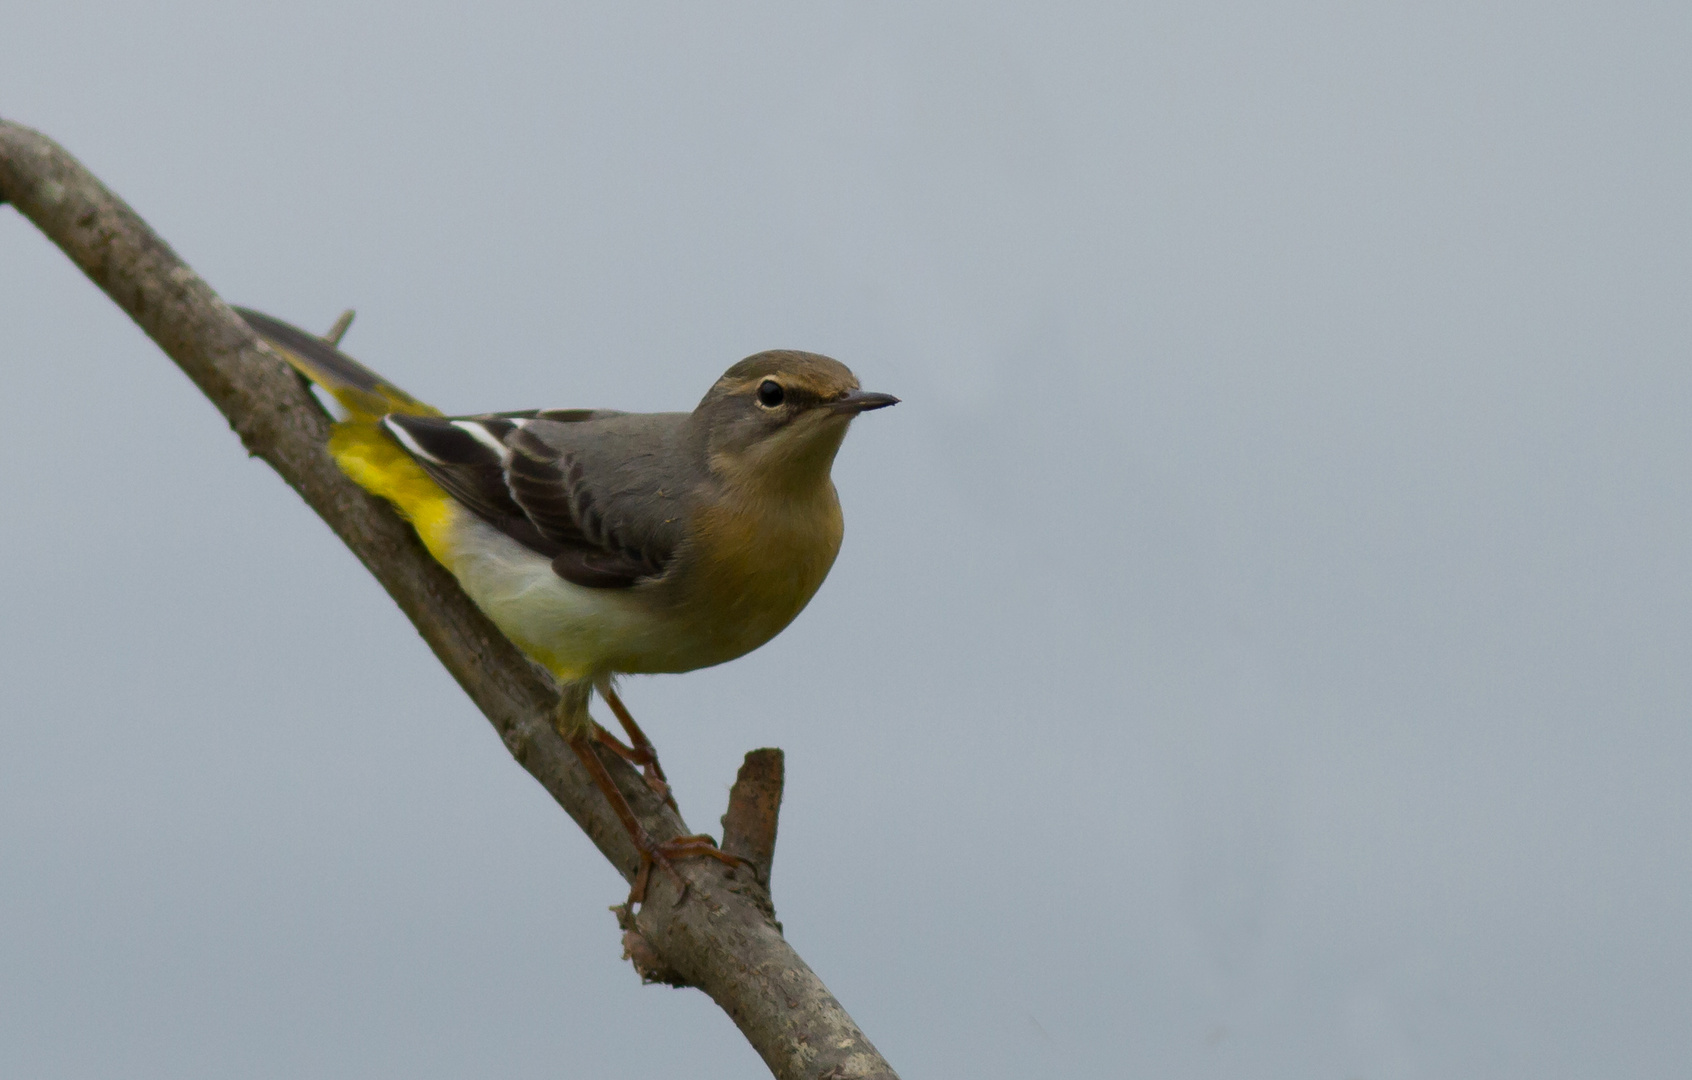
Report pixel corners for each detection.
[757,380,786,408]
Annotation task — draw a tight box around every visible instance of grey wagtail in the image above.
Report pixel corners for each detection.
[237,308,896,903]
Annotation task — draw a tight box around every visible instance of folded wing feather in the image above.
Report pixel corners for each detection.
[383,412,686,589]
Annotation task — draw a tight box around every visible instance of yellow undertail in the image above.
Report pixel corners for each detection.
[327,423,462,561]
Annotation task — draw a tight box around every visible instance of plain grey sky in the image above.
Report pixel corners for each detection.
[4,3,1690,1077]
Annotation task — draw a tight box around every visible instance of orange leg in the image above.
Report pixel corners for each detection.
[568,733,680,906]
[598,684,678,810]
[567,735,748,907]
[591,721,676,810]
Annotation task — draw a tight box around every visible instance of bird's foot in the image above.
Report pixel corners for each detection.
[630,835,751,908]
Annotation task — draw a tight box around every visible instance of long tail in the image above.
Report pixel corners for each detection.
[235,307,439,419]
[235,307,460,548]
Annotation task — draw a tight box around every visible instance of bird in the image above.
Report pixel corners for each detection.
[236,307,896,904]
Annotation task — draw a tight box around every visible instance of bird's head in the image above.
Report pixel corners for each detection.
[694,350,897,495]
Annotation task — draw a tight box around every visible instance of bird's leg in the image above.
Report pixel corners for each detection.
[589,683,751,891]
[596,682,677,809]
[566,732,684,907]
[558,682,676,905]
[597,684,746,874]
[567,736,751,905]
[589,722,675,809]
[560,684,747,907]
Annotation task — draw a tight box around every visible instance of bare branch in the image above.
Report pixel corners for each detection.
[723,748,786,891]
[0,118,897,1080]
[323,308,356,346]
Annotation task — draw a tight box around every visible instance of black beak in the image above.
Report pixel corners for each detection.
[832,389,900,414]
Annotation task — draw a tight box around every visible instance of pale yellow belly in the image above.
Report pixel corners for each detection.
[440,514,687,680]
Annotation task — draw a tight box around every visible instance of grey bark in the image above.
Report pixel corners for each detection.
[0,118,897,1080]
[722,748,787,891]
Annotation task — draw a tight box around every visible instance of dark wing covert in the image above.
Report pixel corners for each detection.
[382,412,675,589]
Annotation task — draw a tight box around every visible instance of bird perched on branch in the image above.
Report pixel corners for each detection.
[237,307,896,904]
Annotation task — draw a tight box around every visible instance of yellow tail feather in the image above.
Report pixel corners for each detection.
[238,307,459,555]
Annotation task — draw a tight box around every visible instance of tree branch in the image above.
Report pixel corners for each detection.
[0,118,897,1080]
[723,748,787,892]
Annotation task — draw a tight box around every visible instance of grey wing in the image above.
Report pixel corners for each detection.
[381,411,686,589]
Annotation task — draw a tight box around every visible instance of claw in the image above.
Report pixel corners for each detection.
[630,845,689,908]
[651,835,746,906]
[629,853,654,907]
